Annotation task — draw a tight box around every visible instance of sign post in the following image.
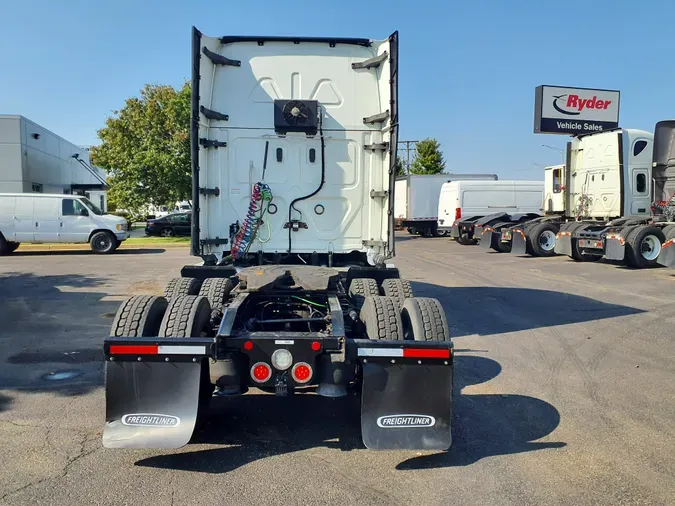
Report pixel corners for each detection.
[534,85,620,135]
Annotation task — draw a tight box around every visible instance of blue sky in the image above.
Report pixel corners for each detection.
[1,0,673,179]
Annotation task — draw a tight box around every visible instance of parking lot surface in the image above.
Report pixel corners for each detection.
[1,237,675,506]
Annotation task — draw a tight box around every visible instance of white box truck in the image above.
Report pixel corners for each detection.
[437,180,544,244]
[394,173,497,237]
[0,193,129,254]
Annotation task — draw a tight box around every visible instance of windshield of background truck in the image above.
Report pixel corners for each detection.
[79,197,104,216]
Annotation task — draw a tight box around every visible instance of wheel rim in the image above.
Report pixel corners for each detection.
[539,230,556,251]
[96,235,111,251]
[162,228,173,237]
[640,235,661,261]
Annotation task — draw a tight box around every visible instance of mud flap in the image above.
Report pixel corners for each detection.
[658,238,675,267]
[555,232,572,256]
[356,340,453,450]
[102,338,214,449]
[479,227,495,250]
[604,234,625,261]
[511,229,527,255]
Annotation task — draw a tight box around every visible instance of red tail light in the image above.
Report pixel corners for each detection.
[291,362,313,384]
[251,362,272,383]
[455,208,461,220]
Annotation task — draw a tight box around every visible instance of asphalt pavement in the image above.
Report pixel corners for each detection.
[1,236,674,505]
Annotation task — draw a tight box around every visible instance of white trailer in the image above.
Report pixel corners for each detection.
[394,173,497,237]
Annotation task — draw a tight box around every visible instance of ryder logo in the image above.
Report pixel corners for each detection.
[121,414,181,427]
[552,94,612,116]
[376,414,436,428]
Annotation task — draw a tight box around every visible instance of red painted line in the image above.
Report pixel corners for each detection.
[109,345,159,355]
[402,348,451,359]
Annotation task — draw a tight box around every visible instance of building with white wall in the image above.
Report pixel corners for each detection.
[0,115,108,211]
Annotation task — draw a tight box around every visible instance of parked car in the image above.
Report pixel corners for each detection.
[145,212,191,237]
[0,193,129,254]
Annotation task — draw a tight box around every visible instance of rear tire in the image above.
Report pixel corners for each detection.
[349,278,379,309]
[198,277,236,308]
[109,295,168,337]
[529,223,559,257]
[400,297,450,342]
[359,295,404,341]
[158,295,215,403]
[495,237,512,253]
[165,277,202,300]
[381,278,414,308]
[90,231,117,254]
[625,226,665,268]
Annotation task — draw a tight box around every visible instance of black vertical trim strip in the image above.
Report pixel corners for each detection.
[191,26,202,257]
[565,141,572,215]
[387,31,399,258]
[618,131,625,217]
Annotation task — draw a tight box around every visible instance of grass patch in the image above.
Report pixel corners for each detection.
[124,236,190,245]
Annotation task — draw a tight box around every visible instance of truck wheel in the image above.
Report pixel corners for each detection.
[406,227,414,235]
[437,230,449,237]
[400,297,450,342]
[165,277,203,300]
[90,231,117,254]
[625,226,665,268]
[571,240,601,262]
[349,277,379,308]
[495,237,512,253]
[158,295,215,402]
[359,295,404,341]
[529,223,559,257]
[381,279,413,308]
[199,277,236,308]
[109,295,168,337]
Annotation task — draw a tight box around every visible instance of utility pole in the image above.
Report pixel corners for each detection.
[398,140,418,173]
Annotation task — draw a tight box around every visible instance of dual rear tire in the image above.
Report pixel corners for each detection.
[351,277,450,343]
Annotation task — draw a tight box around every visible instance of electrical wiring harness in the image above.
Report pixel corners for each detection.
[231,182,273,260]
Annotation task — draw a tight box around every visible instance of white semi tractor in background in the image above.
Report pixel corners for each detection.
[394,173,497,236]
[465,125,675,269]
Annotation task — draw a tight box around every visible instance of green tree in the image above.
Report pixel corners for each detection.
[395,156,406,177]
[91,82,191,219]
[410,138,446,174]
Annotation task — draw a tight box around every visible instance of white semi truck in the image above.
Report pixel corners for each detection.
[394,173,497,237]
[472,126,675,269]
[102,27,454,453]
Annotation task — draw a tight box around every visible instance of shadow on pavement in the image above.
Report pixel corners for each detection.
[0,393,12,413]
[12,249,166,256]
[0,272,116,400]
[409,282,645,338]
[135,355,563,473]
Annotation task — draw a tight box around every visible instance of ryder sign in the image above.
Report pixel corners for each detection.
[534,85,620,135]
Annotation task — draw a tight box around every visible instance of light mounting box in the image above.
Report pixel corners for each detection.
[274,99,319,136]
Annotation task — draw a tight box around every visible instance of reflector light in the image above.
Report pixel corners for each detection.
[110,345,158,355]
[251,362,272,383]
[292,362,313,384]
[311,341,321,351]
[243,341,254,351]
[455,208,461,220]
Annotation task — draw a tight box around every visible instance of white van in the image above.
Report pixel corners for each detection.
[437,180,544,233]
[0,193,129,255]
